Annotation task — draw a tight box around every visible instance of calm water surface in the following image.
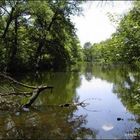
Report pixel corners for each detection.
[0,64,140,139]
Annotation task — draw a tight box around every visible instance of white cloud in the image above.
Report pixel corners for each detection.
[71,1,133,47]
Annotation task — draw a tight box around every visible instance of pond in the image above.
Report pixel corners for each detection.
[0,63,140,139]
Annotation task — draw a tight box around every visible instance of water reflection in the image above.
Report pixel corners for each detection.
[0,109,96,139]
[0,71,96,139]
[102,123,114,131]
[0,63,140,139]
[83,63,140,139]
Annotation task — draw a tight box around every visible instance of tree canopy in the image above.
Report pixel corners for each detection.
[0,0,83,72]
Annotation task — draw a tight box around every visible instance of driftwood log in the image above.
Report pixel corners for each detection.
[0,73,53,109]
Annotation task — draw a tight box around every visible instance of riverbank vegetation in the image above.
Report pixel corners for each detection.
[83,1,140,67]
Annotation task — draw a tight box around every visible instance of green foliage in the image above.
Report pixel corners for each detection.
[0,0,84,72]
[86,1,140,66]
[83,42,93,62]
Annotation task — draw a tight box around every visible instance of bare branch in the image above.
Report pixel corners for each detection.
[0,73,39,89]
[0,91,32,96]
[0,6,10,15]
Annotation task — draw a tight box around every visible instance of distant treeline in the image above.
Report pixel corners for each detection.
[83,1,140,67]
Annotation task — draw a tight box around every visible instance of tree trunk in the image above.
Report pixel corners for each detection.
[7,16,18,71]
[11,16,18,60]
[34,11,59,70]
[2,7,15,39]
[34,38,44,69]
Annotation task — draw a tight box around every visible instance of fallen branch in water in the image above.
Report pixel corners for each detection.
[0,73,53,90]
[0,92,32,97]
[0,72,37,89]
[59,101,89,108]
[0,73,99,112]
[43,99,90,108]
[0,73,54,109]
[22,85,51,108]
[59,98,101,108]
[43,98,100,113]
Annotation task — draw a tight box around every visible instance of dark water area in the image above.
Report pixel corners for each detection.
[0,63,140,139]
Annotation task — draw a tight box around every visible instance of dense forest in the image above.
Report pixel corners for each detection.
[83,1,140,67]
[0,0,83,72]
[0,1,140,71]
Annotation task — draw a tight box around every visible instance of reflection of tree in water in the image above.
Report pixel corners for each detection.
[0,107,97,139]
[110,68,140,116]
[91,65,140,114]
[112,70,140,138]
[92,64,140,138]
[84,63,94,81]
[85,72,93,81]
[0,70,97,139]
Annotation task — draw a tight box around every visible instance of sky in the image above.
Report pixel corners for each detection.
[71,1,133,47]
